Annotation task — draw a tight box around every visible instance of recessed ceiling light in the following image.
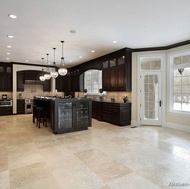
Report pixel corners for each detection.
[7,35,14,38]
[25,60,29,62]
[79,56,82,58]
[6,58,10,60]
[112,40,117,43]
[6,52,11,55]
[91,50,95,53]
[7,45,12,48]
[8,14,17,19]
[70,30,78,34]
[70,60,73,63]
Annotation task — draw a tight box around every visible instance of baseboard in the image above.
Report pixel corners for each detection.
[163,122,190,133]
[131,120,139,126]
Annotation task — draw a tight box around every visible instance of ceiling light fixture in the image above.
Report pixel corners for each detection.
[91,50,95,53]
[44,54,51,80]
[8,14,17,19]
[7,45,12,48]
[6,52,10,55]
[70,30,78,34]
[7,35,14,38]
[58,41,68,76]
[6,58,10,60]
[51,48,58,79]
[39,58,46,81]
[112,40,117,43]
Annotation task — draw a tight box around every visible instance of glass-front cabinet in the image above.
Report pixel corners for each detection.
[76,101,89,128]
[57,102,73,130]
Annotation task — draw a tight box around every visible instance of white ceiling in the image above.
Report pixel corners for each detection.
[0,0,190,68]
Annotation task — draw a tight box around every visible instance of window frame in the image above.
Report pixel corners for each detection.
[84,69,102,95]
[169,51,190,116]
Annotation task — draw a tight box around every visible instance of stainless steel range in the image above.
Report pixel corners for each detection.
[25,99,33,114]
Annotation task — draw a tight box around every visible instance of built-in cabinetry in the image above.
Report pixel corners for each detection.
[0,107,12,115]
[92,101,131,126]
[17,99,25,114]
[70,70,80,92]
[56,74,70,94]
[102,55,131,91]
[69,48,132,93]
[0,63,12,91]
[17,70,51,91]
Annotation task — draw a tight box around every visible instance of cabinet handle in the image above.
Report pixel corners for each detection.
[159,100,162,107]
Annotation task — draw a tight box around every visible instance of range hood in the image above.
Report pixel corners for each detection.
[24,80,43,85]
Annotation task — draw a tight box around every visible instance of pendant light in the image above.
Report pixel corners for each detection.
[39,58,46,81]
[51,48,59,78]
[58,41,68,76]
[44,53,51,80]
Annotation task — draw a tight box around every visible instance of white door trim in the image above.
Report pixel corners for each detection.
[137,53,166,126]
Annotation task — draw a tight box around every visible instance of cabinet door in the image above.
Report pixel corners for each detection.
[102,69,110,91]
[71,75,79,92]
[57,102,73,131]
[17,71,24,91]
[110,68,117,91]
[75,101,89,128]
[5,74,12,91]
[0,74,5,90]
[117,66,126,91]
[112,107,120,124]
[43,80,51,91]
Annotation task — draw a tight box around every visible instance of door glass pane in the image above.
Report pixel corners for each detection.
[57,102,73,129]
[141,58,161,70]
[144,75,159,120]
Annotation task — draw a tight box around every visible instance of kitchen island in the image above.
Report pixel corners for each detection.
[34,96,92,134]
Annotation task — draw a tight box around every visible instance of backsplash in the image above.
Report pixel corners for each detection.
[75,91,131,103]
[17,84,64,99]
[0,92,12,100]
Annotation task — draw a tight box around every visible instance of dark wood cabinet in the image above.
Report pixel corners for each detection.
[56,75,70,92]
[34,98,92,134]
[17,99,25,114]
[0,63,12,91]
[0,107,13,115]
[102,55,131,91]
[92,101,102,120]
[43,80,51,91]
[92,101,131,126]
[71,75,80,92]
[16,70,51,92]
[17,71,24,91]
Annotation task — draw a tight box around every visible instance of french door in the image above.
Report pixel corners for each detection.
[140,71,162,125]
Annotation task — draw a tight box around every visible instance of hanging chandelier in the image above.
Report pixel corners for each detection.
[58,41,68,76]
[39,58,46,81]
[51,48,59,78]
[44,53,51,80]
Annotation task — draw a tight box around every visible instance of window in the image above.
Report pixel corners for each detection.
[170,53,190,113]
[84,69,102,94]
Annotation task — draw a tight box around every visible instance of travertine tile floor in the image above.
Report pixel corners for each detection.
[0,114,190,189]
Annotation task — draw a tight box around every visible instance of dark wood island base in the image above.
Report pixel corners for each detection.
[33,97,92,134]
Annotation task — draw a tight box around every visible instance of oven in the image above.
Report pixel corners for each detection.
[0,100,12,107]
[25,99,33,114]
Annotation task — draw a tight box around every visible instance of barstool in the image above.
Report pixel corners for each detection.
[33,105,37,123]
[36,107,47,128]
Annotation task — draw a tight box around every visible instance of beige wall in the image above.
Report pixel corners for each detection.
[131,45,190,132]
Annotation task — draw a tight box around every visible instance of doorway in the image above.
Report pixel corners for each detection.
[140,71,162,125]
[138,55,164,126]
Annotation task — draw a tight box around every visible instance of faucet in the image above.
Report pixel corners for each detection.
[64,95,72,99]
